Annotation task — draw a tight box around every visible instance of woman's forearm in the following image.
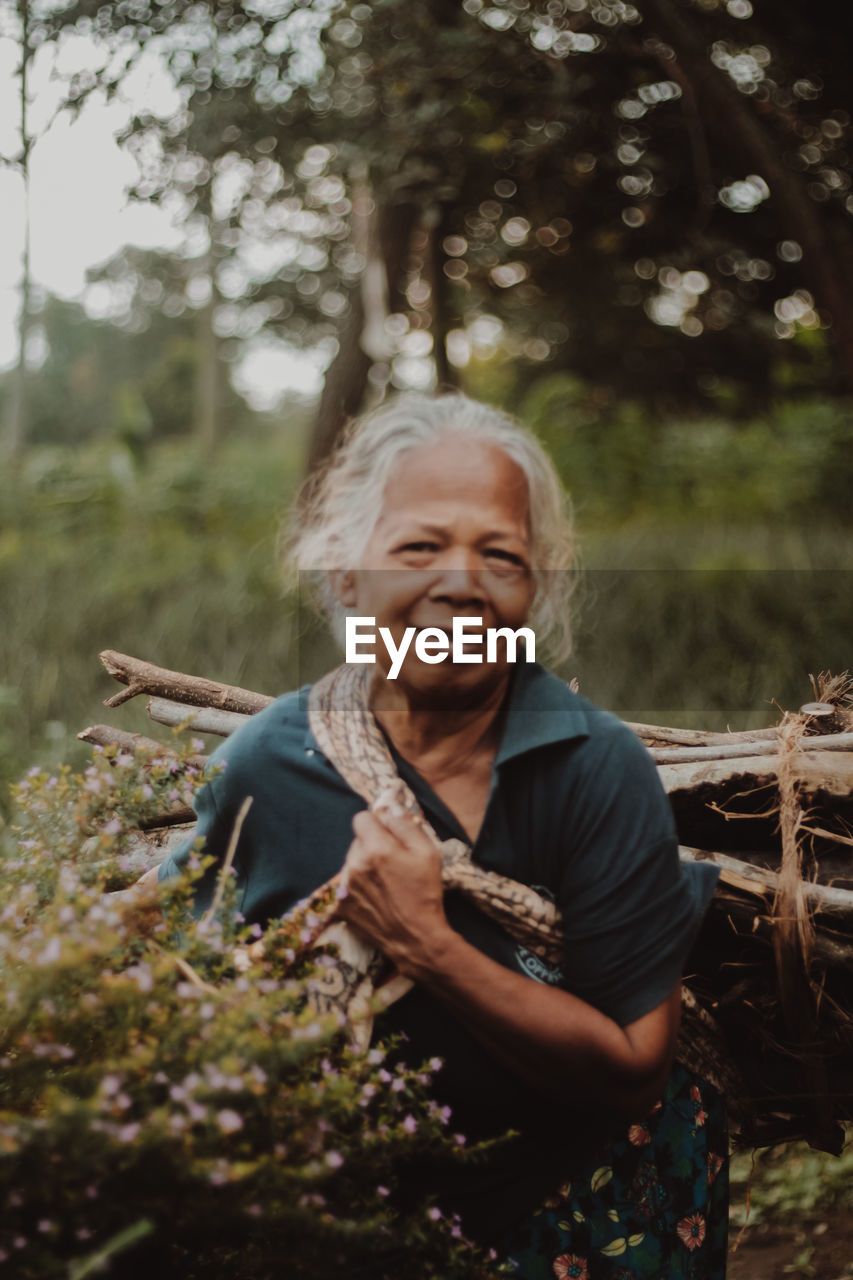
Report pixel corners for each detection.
[399,923,680,1120]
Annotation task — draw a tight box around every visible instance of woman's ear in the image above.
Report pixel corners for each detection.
[330,569,357,608]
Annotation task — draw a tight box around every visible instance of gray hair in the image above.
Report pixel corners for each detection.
[287,392,578,662]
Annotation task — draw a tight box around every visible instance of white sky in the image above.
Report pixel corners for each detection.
[0,35,324,404]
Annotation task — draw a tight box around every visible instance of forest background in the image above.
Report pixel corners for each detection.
[1,1,852,1274]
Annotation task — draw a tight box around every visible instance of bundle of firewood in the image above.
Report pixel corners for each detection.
[80,653,853,1153]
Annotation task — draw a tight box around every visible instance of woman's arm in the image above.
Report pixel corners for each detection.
[337,810,680,1122]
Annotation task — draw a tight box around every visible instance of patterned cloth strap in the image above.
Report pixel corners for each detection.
[298,664,748,1121]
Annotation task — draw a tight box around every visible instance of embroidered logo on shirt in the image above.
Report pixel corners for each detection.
[514,884,564,985]
[515,945,564,986]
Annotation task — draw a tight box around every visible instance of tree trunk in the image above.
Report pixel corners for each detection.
[427,206,455,389]
[304,285,373,474]
[194,279,220,454]
[192,176,222,454]
[2,0,32,460]
[305,195,421,474]
[641,0,853,391]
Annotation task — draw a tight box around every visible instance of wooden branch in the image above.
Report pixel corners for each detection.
[100,650,274,714]
[147,697,250,738]
[650,731,853,765]
[679,847,853,918]
[77,724,207,770]
[801,824,853,850]
[79,724,175,755]
[630,722,780,748]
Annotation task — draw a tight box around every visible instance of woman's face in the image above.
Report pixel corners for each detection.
[339,433,536,706]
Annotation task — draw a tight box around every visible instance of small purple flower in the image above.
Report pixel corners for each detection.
[216,1109,243,1134]
[325,1150,344,1169]
[401,1115,417,1135]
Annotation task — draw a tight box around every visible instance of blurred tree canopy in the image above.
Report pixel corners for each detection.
[3,0,853,459]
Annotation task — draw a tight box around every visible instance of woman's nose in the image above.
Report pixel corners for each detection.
[428,551,486,604]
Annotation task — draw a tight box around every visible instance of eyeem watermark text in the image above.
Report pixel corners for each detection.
[345,616,535,679]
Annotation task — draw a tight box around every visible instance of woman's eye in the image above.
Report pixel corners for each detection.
[397,542,438,555]
[484,549,525,568]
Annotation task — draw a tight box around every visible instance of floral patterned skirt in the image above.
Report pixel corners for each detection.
[498,1062,729,1279]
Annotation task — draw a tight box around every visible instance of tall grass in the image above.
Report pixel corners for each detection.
[0,430,304,813]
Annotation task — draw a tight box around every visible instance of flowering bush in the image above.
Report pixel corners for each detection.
[0,745,506,1278]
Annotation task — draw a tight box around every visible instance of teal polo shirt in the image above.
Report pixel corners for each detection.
[158,661,718,1241]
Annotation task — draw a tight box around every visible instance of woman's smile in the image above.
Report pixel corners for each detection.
[337,434,535,702]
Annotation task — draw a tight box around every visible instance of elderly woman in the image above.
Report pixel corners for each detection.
[156,393,728,1278]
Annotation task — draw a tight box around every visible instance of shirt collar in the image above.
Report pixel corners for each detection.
[494,660,588,767]
[303,662,588,763]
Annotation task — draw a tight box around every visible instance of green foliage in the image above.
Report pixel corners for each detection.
[0,751,506,1278]
[33,0,853,407]
[730,1143,853,1227]
[8,292,257,448]
[521,377,853,525]
[0,428,306,811]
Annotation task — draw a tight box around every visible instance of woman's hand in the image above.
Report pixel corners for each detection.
[335,810,452,976]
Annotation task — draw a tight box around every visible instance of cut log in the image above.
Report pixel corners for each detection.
[77,724,207,770]
[651,731,853,764]
[147,697,251,738]
[659,749,853,802]
[800,701,850,735]
[679,847,853,919]
[89,823,194,881]
[629,722,781,748]
[99,650,275,714]
[138,805,196,830]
